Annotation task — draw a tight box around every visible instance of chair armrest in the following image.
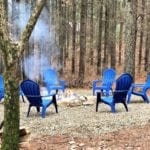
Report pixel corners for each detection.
[131,83,145,88]
[59,80,66,85]
[0,88,5,93]
[143,85,150,92]
[93,79,102,87]
[24,95,42,98]
[112,90,129,96]
[114,90,129,93]
[42,93,55,97]
[25,94,55,99]
[59,80,66,89]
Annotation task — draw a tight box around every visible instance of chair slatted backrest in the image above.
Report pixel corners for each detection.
[43,69,58,85]
[20,80,42,106]
[146,73,150,85]
[102,68,116,88]
[114,73,133,103]
[0,75,5,100]
[143,73,150,92]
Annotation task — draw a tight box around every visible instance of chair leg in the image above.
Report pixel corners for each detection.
[123,102,128,112]
[0,120,4,129]
[142,95,149,103]
[111,105,116,113]
[52,95,58,113]
[127,87,133,103]
[27,105,31,117]
[96,92,101,112]
[127,91,132,103]
[106,90,109,96]
[22,95,25,103]
[93,89,95,96]
[36,106,40,113]
[56,89,58,94]
[41,106,46,118]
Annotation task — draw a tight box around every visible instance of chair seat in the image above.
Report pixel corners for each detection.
[101,96,113,105]
[132,91,144,96]
[42,98,52,107]
[95,85,108,90]
[48,85,64,90]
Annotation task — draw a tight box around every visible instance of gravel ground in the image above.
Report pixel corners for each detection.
[0,89,150,139]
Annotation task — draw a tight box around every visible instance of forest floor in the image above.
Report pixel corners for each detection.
[19,86,150,150]
[28,124,150,150]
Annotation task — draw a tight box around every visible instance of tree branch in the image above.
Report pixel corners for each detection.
[18,0,46,58]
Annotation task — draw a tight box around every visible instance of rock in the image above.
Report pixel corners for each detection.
[79,143,85,147]
[69,141,76,145]
[83,100,94,105]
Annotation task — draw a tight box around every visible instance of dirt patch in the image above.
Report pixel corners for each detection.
[23,123,150,150]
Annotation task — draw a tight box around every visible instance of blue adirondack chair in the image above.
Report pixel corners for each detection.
[127,73,150,103]
[0,75,25,102]
[20,79,58,118]
[93,68,116,96]
[96,73,133,113]
[42,68,66,94]
[0,75,5,101]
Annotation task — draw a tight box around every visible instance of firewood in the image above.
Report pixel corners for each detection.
[0,127,30,138]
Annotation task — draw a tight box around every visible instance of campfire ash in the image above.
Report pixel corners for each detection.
[40,88,95,107]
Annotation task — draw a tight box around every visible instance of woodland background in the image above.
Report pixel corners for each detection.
[0,0,150,149]
[0,0,150,86]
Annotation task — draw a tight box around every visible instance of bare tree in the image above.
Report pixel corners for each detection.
[124,0,137,79]
[78,0,87,84]
[138,0,145,71]
[145,0,150,71]
[89,0,94,65]
[0,0,46,149]
[96,0,103,74]
[109,0,117,69]
[71,0,76,74]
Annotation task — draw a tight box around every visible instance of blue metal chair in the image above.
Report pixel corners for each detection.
[0,75,5,101]
[96,73,133,113]
[20,79,58,118]
[93,68,116,96]
[127,73,150,103]
[42,68,66,94]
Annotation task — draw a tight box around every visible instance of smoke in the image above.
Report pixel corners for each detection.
[23,54,50,81]
[8,1,62,81]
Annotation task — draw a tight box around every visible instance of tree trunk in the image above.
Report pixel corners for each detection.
[109,0,117,69]
[89,0,94,65]
[103,0,110,68]
[66,5,70,58]
[71,0,76,74]
[63,4,67,67]
[2,59,20,150]
[0,1,46,149]
[78,0,87,84]
[58,0,64,74]
[96,0,103,75]
[118,22,123,65]
[138,0,145,72]
[124,0,137,79]
[145,0,150,71]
